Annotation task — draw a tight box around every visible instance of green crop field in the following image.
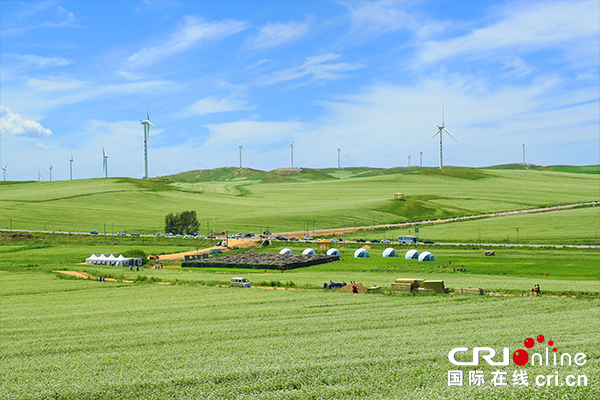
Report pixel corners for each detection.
[1,166,598,399]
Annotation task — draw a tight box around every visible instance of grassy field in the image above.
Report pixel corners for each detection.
[0,167,597,236]
[350,206,600,246]
[1,270,598,400]
[1,166,598,399]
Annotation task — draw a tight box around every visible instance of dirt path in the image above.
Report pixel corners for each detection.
[53,270,117,281]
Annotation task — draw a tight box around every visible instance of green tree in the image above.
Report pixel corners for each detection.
[164,211,199,235]
[165,213,178,234]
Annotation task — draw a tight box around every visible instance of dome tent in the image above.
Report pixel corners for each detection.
[326,248,340,256]
[279,248,293,255]
[354,248,370,258]
[382,248,397,257]
[418,251,434,261]
[405,249,420,260]
[302,248,316,255]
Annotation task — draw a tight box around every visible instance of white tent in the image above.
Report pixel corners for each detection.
[279,248,293,255]
[85,254,98,264]
[326,248,340,256]
[405,249,420,260]
[382,248,397,257]
[302,248,316,255]
[418,251,434,261]
[354,248,370,258]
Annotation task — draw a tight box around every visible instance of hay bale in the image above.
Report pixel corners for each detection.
[394,278,423,284]
[391,283,414,294]
[366,286,381,293]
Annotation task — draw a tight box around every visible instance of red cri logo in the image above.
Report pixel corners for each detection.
[512,335,558,366]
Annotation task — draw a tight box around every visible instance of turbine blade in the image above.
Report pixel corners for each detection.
[444,128,458,142]
[429,130,440,141]
[148,122,155,128]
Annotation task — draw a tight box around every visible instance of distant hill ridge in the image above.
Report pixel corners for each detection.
[160,164,599,183]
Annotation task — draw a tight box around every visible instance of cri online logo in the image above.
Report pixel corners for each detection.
[449,335,587,367]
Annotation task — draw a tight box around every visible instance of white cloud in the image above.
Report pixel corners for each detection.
[245,21,309,51]
[125,16,247,70]
[5,54,71,69]
[419,1,600,64]
[36,142,50,149]
[0,105,52,137]
[260,53,363,85]
[179,97,251,117]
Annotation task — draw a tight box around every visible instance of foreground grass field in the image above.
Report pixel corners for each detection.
[1,271,598,400]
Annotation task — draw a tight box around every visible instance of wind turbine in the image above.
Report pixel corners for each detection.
[2,164,7,181]
[429,102,457,169]
[69,154,73,180]
[102,148,108,178]
[141,107,155,179]
[522,143,529,164]
[49,164,53,181]
[419,149,423,167]
[239,145,243,168]
[408,154,411,167]
[337,147,341,169]
[290,141,294,168]
[37,169,42,181]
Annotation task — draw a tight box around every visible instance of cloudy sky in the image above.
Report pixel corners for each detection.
[1,0,598,181]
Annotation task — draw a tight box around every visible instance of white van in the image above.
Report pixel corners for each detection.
[230,277,251,288]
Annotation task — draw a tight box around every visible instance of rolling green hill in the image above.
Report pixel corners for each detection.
[0,166,597,237]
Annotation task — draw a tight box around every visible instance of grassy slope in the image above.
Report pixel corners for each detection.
[1,168,597,236]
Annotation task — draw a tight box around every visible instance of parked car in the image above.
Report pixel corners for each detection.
[166,232,174,237]
[289,237,299,241]
[230,277,251,288]
[175,234,183,238]
[303,236,313,240]
[117,231,126,236]
[130,232,140,237]
[275,236,288,241]
[155,232,164,237]
[370,239,380,243]
[381,239,391,244]
[243,233,253,238]
[263,230,272,235]
[355,238,366,243]
[90,231,98,235]
[197,235,206,239]
[422,240,435,244]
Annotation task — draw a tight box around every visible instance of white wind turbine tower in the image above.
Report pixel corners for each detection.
[430,102,457,169]
[102,148,108,178]
[408,154,411,167]
[69,154,74,180]
[522,143,529,164]
[2,164,7,181]
[419,149,423,167]
[49,164,53,181]
[337,147,341,169]
[290,141,294,168]
[239,145,243,168]
[37,169,43,181]
[141,107,155,179]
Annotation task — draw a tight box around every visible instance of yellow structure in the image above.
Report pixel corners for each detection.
[394,192,405,200]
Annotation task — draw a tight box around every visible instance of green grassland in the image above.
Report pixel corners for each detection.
[351,206,600,246]
[0,167,598,237]
[1,166,599,399]
[1,270,598,400]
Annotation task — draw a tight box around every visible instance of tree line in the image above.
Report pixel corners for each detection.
[165,211,200,235]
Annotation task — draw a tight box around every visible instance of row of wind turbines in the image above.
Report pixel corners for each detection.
[15,104,531,182]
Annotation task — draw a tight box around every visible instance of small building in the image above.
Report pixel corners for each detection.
[326,248,340,256]
[354,248,370,258]
[394,192,405,201]
[302,248,316,255]
[279,248,293,255]
[382,248,397,257]
[418,251,434,261]
[405,249,420,260]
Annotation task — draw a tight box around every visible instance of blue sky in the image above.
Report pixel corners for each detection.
[1,0,598,181]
